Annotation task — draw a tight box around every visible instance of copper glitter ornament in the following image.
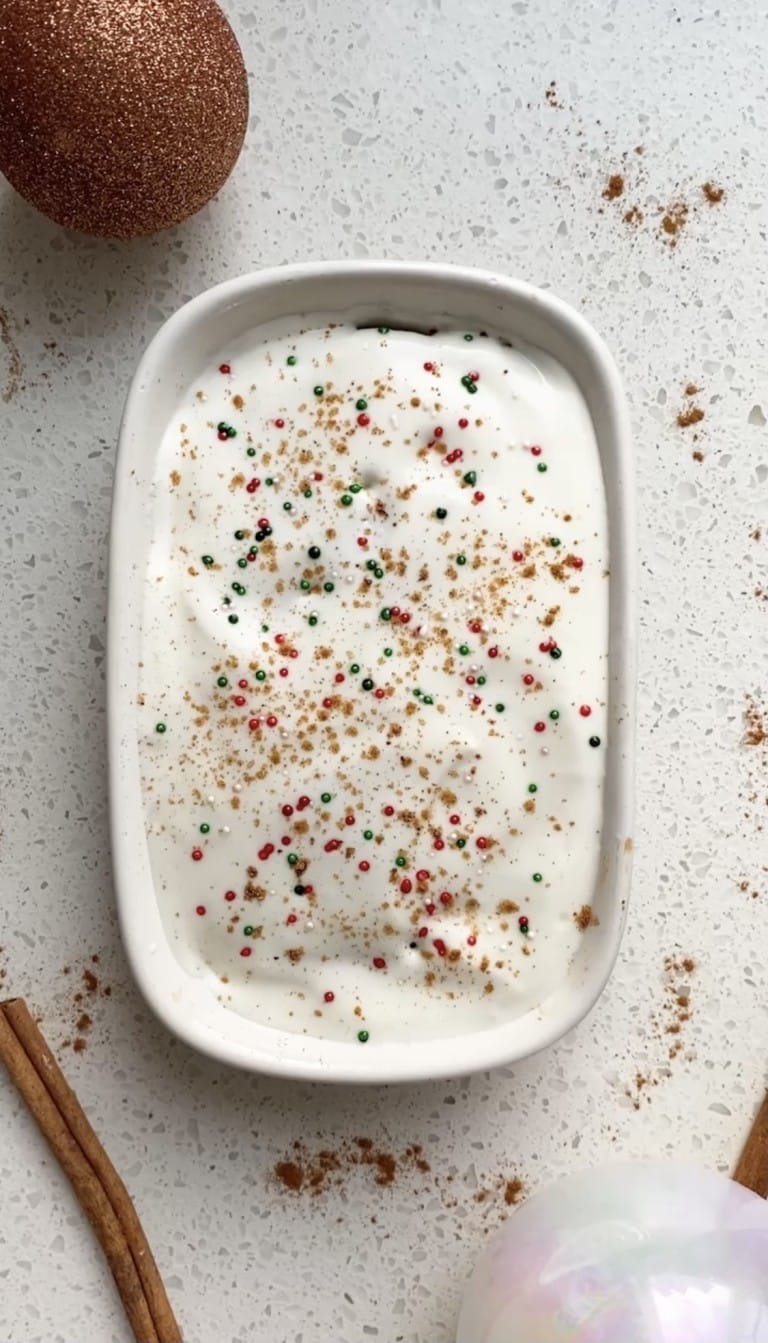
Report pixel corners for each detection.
[0,0,249,238]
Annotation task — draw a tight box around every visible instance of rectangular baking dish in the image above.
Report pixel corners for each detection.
[108,261,635,1082]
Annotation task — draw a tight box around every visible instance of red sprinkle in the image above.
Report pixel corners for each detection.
[423,362,434,372]
[418,927,428,938]
[324,838,342,853]
[458,417,469,429]
[248,718,261,730]
[374,688,386,699]
[530,444,542,457]
[240,946,252,958]
[473,491,485,503]
[439,891,452,906]
[287,913,298,924]
[357,536,368,548]
[224,890,236,902]
[273,632,285,643]
[570,556,584,569]
[400,878,413,894]
[433,425,444,437]
[433,938,447,957]
[324,990,335,1002]
[282,804,294,817]
[359,860,370,872]
[334,672,345,683]
[416,869,430,882]
[289,648,299,659]
[373,956,386,969]
[321,697,334,709]
[233,695,246,707]
[445,448,463,464]
[449,813,460,825]
[279,667,288,678]
[534,721,546,733]
[266,715,278,727]
[238,679,248,689]
[523,673,535,686]
[191,849,203,862]
[476,836,489,850]
[297,795,311,810]
[357,413,370,427]
[281,836,291,846]
[246,479,259,493]
[195,905,206,916]
[345,814,355,826]
[219,363,231,374]
[580,705,592,717]
[471,694,481,706]
[217,430,229,441]
[433,838,445,850]
[425,902,436,915]
[274,418,285,428]
[539,639,555,653]
[488,646,499,659]
[383,805,395,817]
[512,549,525,562]
[467,935,477,946]
[465,675,476,686]
[469,619,482,633]
[313,471,323,481]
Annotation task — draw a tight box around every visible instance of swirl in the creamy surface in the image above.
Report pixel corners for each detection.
[139,321,608,1044]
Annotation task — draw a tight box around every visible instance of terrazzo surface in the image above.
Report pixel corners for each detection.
[0,0,766,1339]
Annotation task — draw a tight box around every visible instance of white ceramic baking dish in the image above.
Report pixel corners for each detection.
[109,262,635,1083]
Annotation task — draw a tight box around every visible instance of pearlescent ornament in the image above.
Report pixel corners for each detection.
[0,0,248,238]
[457,1162,768,1343]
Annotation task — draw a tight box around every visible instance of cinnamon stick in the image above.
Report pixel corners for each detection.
[0,998,181,1342]
[733,1091,768,1198]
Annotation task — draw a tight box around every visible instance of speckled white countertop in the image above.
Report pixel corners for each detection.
[0,1,766,1339]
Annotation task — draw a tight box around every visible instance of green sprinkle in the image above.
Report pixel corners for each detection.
[362,677,374,691]
[477,675,486,686]
[202,555,214,566]
[286,355,297,366]
[246,446,256,457]
[155,722,166,734]
[462,470,477,486]
[549,709,560,721]
[422,694,434,705]
[463,333,474,341]
[349,483,362,494]
[248,548,259,559]
[199,823,210,834]
[217,676,228,688]
[321,791,332,803]
[303,488,312,498]
[435,507,448,520]
[413,688,422,698]
[589,735,602,748]
[340,494,353,506]
[323,581,334,593]
[550,647,562,660]
[261,624,269,632]
[255,670,266,681]
[366,559,377,571]
[363,829,374,840]
[350,663,360,674]
[313,384,324,397]
[456,838,466,849]
[244,925,254,936]
[227,426,236,438]
[232,582,245,595]
[300,579,311,591]
[380,607,392,621]
[308,545,321,559]
[356,398,368,411]
[217,421,227,433]
[395,856,407,868]
[265,477,274,487]
[234,530,245,541]
[495,703,505,713]
[283,501,292,511]
[374,567,384,579]
[549,537,561,547]
[383,647,393,657]
[528,783,538,794]
[456,554,467,566]
[357,1029,370,1043]
[228,614,239,624]
[307,614,318,627]
[458,644,470,656]
[237,558,247,569]
[533,872,543,883]
[377,326,390,334]
[287,853,299,866]
[537,462,548,473]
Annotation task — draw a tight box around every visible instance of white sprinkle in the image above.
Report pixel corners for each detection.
[390,414,400,430]
[540,747,549,756]
[207,794,215,805]
[306,920,314,931]
[220,825,231,835]
[233,783,242,793]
